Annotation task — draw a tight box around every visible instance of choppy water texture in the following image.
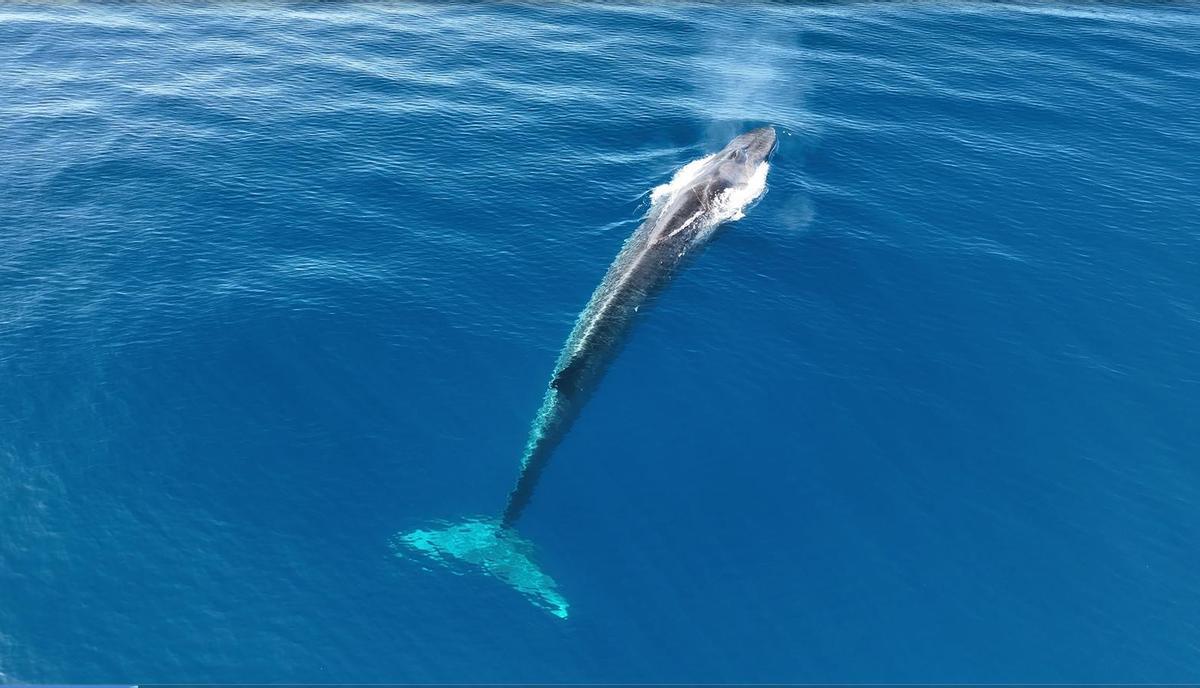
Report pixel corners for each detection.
[2,3,1199,683]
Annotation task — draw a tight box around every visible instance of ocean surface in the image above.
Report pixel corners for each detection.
[2,2,1199,683]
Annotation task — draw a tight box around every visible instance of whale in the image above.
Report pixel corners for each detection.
[396,127,777,618]
[502,126,778,524]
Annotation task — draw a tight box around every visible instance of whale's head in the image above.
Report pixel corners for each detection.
[712,126,776,186]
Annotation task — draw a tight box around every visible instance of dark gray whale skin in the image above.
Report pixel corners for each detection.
[501,127,777,525]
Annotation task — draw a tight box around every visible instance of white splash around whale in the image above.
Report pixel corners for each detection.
[651,155,769,221]
[650,153,717,207]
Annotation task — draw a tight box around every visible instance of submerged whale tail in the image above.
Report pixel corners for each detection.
[393,517,569,619]
[394,391,574,619]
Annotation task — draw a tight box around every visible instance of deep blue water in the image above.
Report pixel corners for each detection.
[2,2,1200,683]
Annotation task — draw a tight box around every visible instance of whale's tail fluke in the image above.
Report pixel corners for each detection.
[392,517,569,619]
[394,393,574,620]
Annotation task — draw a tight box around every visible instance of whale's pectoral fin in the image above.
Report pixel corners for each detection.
[550,357,586,393]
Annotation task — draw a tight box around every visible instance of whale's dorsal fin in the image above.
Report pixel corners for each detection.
[550,357,586,393]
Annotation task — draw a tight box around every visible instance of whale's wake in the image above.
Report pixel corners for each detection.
[393,517,569,619]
